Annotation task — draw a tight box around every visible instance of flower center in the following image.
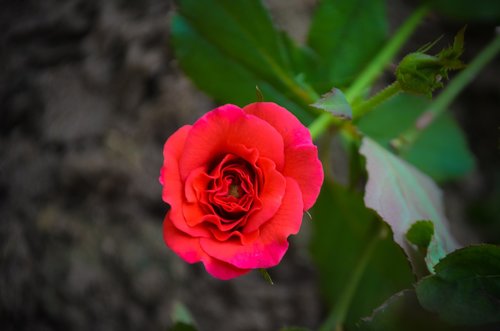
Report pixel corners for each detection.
[206,155,257,221]
[228,183,241,198]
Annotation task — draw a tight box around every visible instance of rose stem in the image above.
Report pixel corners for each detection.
[391,32,500,152]
[351,81,402,121]
[308,4,429,141]
[318,222,386,331]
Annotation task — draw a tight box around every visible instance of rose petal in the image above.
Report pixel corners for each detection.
[243,157,286,233]
[199,178,303,269]
[163,212,205,263]
[283,145,324,210]
[179,105,285,179]
[170,203,211,237]
[209,225,260,244]
[163,214,250,280]
[243,102,312,149]
[161,125,192,205]
[243,102,323,210]
[203,257,251,280]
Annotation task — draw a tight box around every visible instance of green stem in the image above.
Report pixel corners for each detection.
[345,5,428,102]
[392,33,500,151]
[318,224,384,331]
[308,108,339,141]
[308,5,428,140]
[352,81,402,120]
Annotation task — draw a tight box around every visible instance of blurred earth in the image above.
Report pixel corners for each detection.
[0,0,499,330]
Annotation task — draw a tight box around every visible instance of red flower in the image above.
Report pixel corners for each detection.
[160,102,323,279]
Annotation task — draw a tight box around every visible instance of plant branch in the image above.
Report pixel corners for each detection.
[318,223,385,331]
[352,81,402,120]
[391,32,500,151]
[345,5,429,102]
[308,5,429,140]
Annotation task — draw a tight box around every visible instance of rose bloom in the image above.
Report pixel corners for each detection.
[160,102,323,279]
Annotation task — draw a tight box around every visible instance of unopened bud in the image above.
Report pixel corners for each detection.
[395,27,466,97]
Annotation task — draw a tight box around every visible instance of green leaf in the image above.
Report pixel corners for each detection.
[307,0,388,91]
[171,301,195,325]
[168,322,198,331]
[425,0,500,21]
[258,268,274,285]
[310,182,414,328]
[311,88,352,119]
[171,0,316,124]
[360,137,458,274]
[405,220,447,276]
[356,289,486,331]
[357,94,475,182]
[279,327,311,331]
[416,244,500,326]
[406,220,434,249]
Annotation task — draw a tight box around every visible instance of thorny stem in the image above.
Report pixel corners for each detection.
[308,5,429,140]
[318,224,386,331]
[391,32,500,152]
[352,81,402,121]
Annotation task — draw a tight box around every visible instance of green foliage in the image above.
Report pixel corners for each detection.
[406,220,434,249]
[416,244,500,326]
[357,94,475,181]
[169,302,198,331]
[169,1,498,330]
[310,182,414,328]
[172,0,390,124]
[355,289,491,331]
[356,290,447,331]
[311,88,352,119]
[168,323,198,331]
[360,137,457,273]
[395,28,465,96]
[425,0,500,21]
[171,0,316,124]
[307,0,388,91]
[258,268,274,285]
[405,220,447,273]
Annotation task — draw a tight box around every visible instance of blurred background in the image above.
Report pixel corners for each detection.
[0,0,498,330]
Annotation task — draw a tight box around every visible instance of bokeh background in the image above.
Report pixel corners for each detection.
[1,0,499,330]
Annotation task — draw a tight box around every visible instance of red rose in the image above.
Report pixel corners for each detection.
[160,102,323,279]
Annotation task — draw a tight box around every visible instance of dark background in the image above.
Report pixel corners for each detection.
[1,0,498,330]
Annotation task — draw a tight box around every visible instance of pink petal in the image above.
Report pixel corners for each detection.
[199,178,303,269]
[161,125,192,205]
[243,102,323,210]
[163,214,250,280]
[283,145,324,210]
[169,202,211,238]
[179,105,285,179]
[243,102,312,149]
[203,257,251,280]
[163,212,205,264]
[243,157,286,233]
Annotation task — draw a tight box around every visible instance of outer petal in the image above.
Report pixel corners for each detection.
[161,126,211,238]
[199,178,303,269]
[163,214,250,280]
[164,212,205,263]
[243,102,323,210]
[203,257,251,280]
[283,145,324,210]
[179,105,285,179]
[243,102,312,149]
[160,125,192,205]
